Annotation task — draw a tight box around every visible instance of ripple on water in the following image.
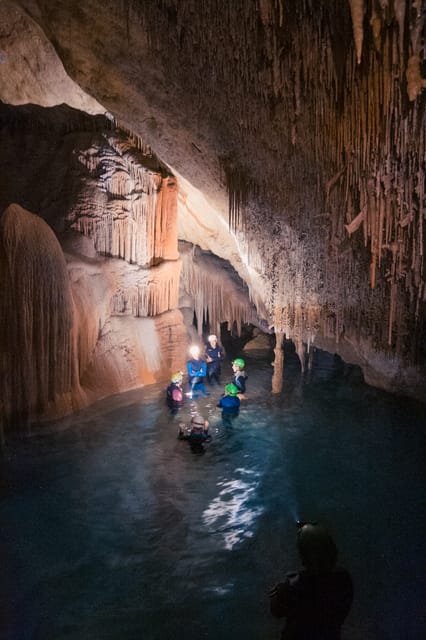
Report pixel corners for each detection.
[202,468,264,550]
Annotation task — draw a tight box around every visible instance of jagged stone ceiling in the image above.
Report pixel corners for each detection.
[1,0,426,406]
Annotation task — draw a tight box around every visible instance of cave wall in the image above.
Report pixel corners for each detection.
[0,103,260,434]
[1,0,426,410]
[0,107,188,434]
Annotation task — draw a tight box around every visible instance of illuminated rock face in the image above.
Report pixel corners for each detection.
[1,0,426,426]
[0,109,188,433]
[0,200,187,435]
[0,106,257,432]
[0,204,81,433]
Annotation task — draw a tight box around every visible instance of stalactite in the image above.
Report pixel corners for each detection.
[222,160,252,233]
[1,0,423,392]
[393,0,406,62]
[345,209,365,235]
[259,0,273,27]
[406,55,426,101]
[348,0,365,64]
[370,3,382,52]
[180,244,258,336]
[70,131,178,267]
[110,260,181,318]
[77,0,424,365]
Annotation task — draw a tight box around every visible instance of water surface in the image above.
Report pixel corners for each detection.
[1,349,425,639]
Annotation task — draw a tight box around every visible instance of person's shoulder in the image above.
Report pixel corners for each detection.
[333,566,353,590]
[284,570,301,584]
[276,571,303,594]
[334,566,352,580]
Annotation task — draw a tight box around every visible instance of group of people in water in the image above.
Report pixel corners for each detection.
[165,334,248,447]
[167,336,354,638]
[185,334,247,398]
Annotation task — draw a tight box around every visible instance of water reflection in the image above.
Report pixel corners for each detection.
[202,468,264,550]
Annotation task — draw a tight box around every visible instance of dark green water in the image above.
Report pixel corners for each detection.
[1,350,425,639]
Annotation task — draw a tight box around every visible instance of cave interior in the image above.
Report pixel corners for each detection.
[0,0,426,438]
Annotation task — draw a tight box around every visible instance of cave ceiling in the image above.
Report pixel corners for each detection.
[1,0,426,405]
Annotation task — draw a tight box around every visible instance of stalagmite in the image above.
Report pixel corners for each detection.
[271,332,284,394]
[295,338,306,374]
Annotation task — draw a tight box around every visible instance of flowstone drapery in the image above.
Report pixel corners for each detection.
[0,204,81,433]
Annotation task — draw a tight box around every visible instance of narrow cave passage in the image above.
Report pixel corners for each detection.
[1,350,425,640]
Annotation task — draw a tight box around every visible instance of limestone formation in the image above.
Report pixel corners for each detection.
[0,204,81,432]
[0,0,425,433]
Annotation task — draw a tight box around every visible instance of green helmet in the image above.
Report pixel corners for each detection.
[232,358,245,369]
[297,523,337,573]
[225,383,239,396]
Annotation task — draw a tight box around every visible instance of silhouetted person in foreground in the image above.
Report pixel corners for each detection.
[269,522,353,640]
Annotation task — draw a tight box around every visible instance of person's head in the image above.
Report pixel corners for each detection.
[224,383,239,396]
[232,358,245,372]
[171,372,183,384]
[208,334,218,347]
[191,413,207,431]
[297,523,338,574]
[189,345,200,359]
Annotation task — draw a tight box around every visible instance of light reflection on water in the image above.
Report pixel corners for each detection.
[0,349,425,640]
[202,468,264,550]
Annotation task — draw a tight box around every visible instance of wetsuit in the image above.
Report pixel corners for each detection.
[166,382,184,410]
[205,344,225,384]
[186,358,207,396]
[178,422,211,449]
[270,567,353,640]
[233,371,247,394]
[217,394,240,414]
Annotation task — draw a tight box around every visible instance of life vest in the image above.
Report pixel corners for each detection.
[172,387,183,403]
[167,383,183,405]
